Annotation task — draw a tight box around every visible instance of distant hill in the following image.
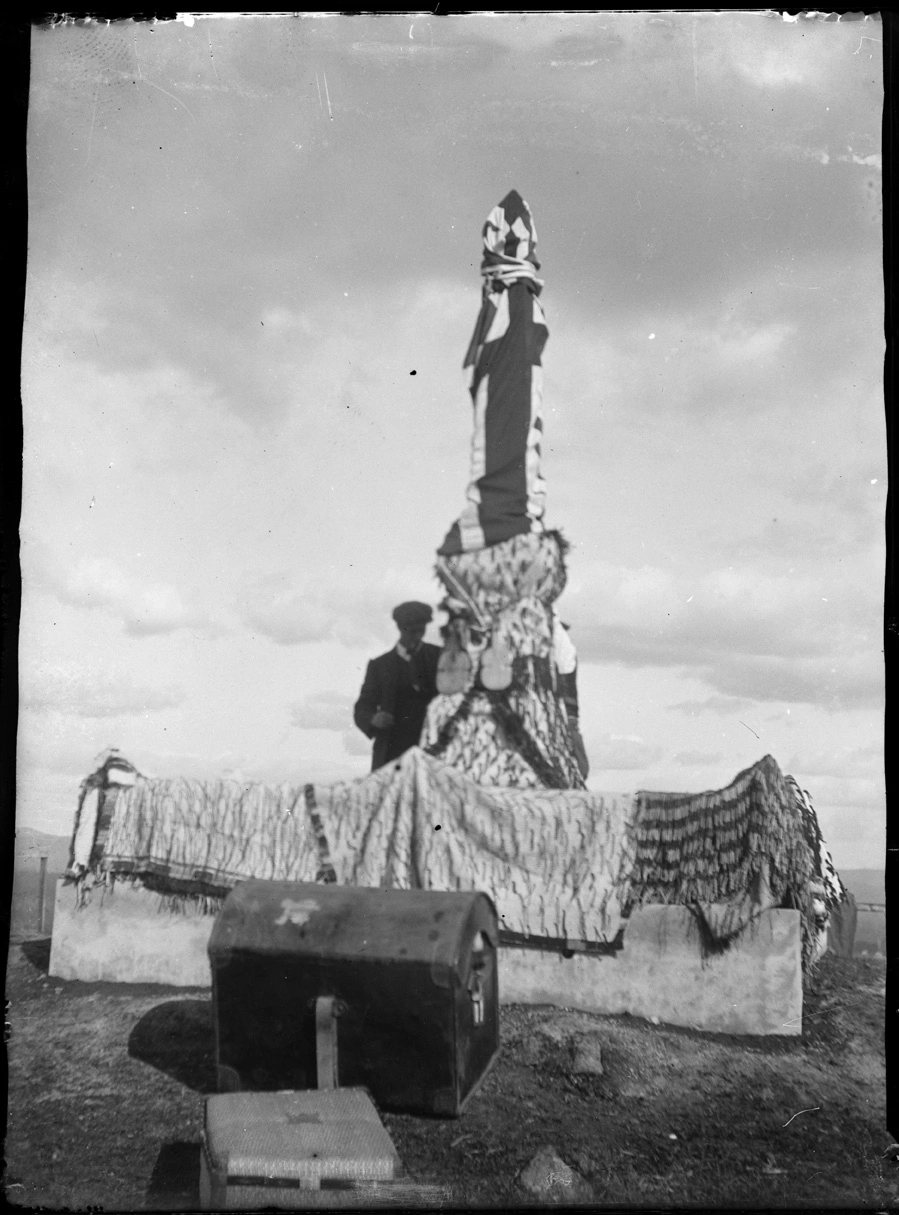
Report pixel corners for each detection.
[14,827,71,873]
[840,869,884,906]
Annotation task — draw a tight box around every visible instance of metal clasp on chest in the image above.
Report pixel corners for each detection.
[468,932,488,1025]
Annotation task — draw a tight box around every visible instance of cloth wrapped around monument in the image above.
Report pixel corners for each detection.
[428,190,585,789]
[65,748,843,966]
[425,530,584,790]
[438,189,548,557]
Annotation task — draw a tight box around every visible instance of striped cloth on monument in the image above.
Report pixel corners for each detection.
[439,189,549,556]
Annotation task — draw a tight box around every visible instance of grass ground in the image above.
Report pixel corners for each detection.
[4,928,894,1210]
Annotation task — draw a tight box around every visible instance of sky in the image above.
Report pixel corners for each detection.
[19,12,885,868]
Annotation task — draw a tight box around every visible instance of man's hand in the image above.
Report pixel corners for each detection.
[371,710,395,731]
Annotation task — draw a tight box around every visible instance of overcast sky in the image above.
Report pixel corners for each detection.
[19,13,884,868]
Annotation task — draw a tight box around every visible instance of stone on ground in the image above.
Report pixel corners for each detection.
[518,1145,594,1203]
[571,1031,604,1076]
[535,1012,602,1044]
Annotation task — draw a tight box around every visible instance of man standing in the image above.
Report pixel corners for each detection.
[354,602,441,771]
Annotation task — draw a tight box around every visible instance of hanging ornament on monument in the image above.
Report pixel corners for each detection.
[436,629,472,695]
[479,635,514,691]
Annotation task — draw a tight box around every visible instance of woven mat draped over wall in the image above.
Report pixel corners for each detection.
[626,755,817,965]
[70,750,826,957]
[320,747,633,942]
[92,748,633,943]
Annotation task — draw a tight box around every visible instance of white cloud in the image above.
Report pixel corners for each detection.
[807,799,885,870]
[343,729,372,758]
[786,742,883,781]
[668,695,760,717]
[67,560,201,636]
[567,556,882,710]
[707,650,882,712]
[549,308,798,428]
[795,774,885,812]
[673,750,724,766]
[238,568,444,651]
[244,588,336,647]
[21,669,186,720]
[585,733,663,771]
[32,551,217,638]
[290,690,356,732]
[260,307,314,335]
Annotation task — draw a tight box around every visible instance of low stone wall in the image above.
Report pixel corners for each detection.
[48,881,802,1036]
[500,906,802,1036]
[49,880,213,988]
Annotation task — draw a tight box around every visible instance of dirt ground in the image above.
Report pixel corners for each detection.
[4,935,894,1210]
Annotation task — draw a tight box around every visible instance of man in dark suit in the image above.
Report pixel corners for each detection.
[354,601,442,771]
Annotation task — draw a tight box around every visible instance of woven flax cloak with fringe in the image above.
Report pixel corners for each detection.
[624,755,818,967]
[424,530,586,790]
[76,748,632,943]
[68,749,832,965]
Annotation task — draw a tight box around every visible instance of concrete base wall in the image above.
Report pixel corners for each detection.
[49,879,213,987]
[500,906,803,1036]
[47,881,802,1035]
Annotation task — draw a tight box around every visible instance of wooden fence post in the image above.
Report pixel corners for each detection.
[38,855,48,935]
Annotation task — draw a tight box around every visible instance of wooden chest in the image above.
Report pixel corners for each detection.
[208,880,499,1117]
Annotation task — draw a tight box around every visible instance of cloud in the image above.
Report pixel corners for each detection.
[38,555,216,638]
[585,733,663,771]
[343,729,372,758]
[604,638,880,712]
[550,310,800,432]
[668,695,760,717]
[572,560,838,661]
[21,669,186,719]
[290,690,356,732]
[238,567,443,650]
[785,742,883,781]
[703,651,882,712]
[244,590,336,647]
[807,805,884,870]
[672,750,724,766]
[791,774,885,812]
[567,557,882,710]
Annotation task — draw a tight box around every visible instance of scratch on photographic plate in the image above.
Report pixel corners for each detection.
[85,75,101,164]
[143,79,197,124]
[783,1106,820,1128]
[691,18,698,105]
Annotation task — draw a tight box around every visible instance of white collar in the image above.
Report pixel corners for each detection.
[396,641,421,662]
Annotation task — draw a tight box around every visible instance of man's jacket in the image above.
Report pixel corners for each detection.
[354,643,441,771]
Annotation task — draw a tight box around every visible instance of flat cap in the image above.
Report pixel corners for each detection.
[392,601,433,627]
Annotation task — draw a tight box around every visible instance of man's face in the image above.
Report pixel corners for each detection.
[398,623,426,651]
